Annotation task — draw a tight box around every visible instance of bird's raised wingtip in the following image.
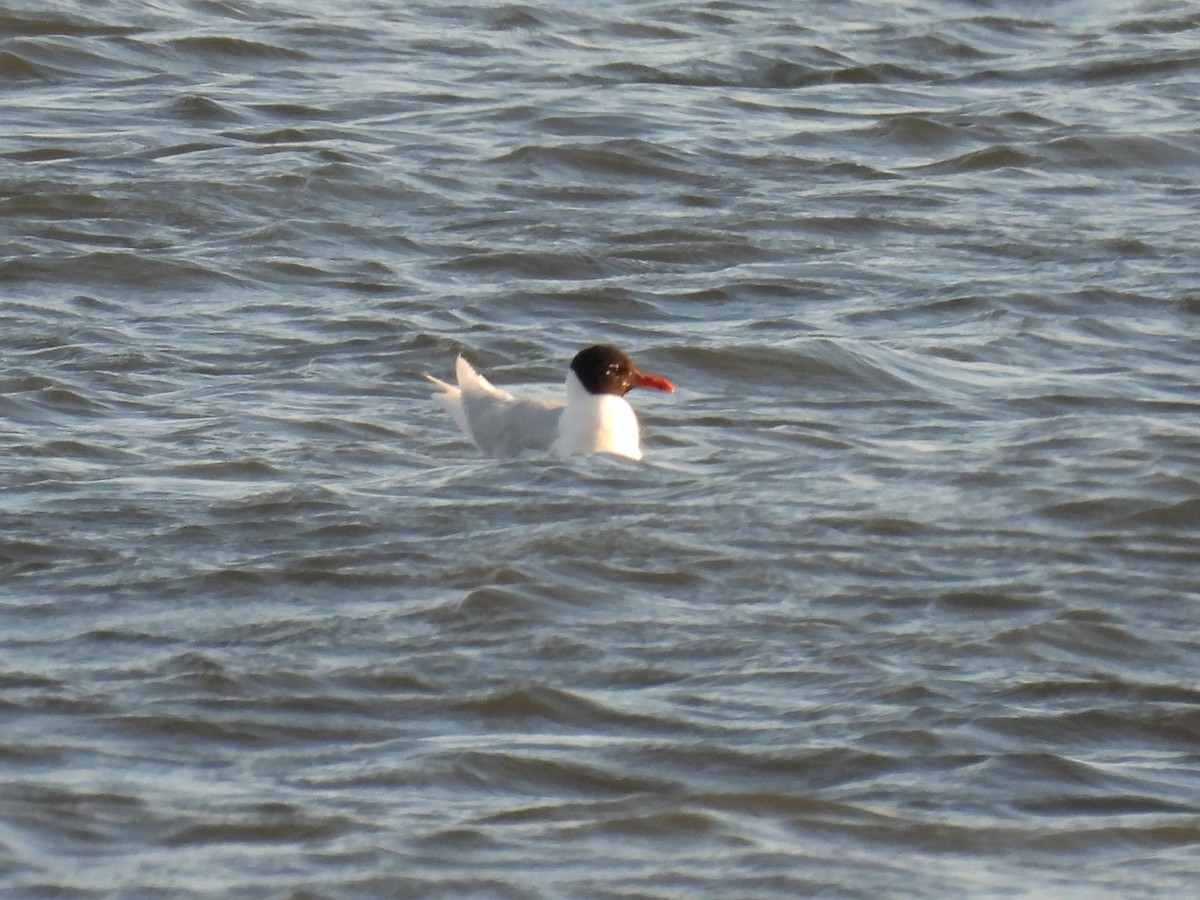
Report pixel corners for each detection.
[454,355,512,400]
[454,354,478,381]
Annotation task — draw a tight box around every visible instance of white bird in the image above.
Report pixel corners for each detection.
[426,345,675,460]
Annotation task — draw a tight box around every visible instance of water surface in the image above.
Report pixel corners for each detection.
[2,1,1199,896]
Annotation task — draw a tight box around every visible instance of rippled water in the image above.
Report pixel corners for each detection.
[3,0,1199,896]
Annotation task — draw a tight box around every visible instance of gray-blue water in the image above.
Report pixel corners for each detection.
[3,1,1199,896]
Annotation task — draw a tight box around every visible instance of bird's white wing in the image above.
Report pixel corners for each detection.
[427,356,562,457]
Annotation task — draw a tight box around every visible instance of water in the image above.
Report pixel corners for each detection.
[3,0,1199,896]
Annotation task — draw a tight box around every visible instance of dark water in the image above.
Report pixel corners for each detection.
[3,0,1200,896]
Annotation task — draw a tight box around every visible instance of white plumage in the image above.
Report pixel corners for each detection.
[425,347,674,461]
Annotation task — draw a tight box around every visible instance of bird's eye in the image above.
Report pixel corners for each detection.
[606,364,620,375]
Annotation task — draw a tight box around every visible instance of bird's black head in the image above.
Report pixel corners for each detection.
[569,345,675,396]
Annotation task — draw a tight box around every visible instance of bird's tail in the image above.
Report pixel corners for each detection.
[425,366,472,444]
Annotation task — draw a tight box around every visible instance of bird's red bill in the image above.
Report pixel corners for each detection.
[632,372,675,393]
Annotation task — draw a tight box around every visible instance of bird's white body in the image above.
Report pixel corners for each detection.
[550,373,643,460]
[426,356,645,460]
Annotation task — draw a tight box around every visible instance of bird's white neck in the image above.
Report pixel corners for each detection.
[552,372,642,460]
